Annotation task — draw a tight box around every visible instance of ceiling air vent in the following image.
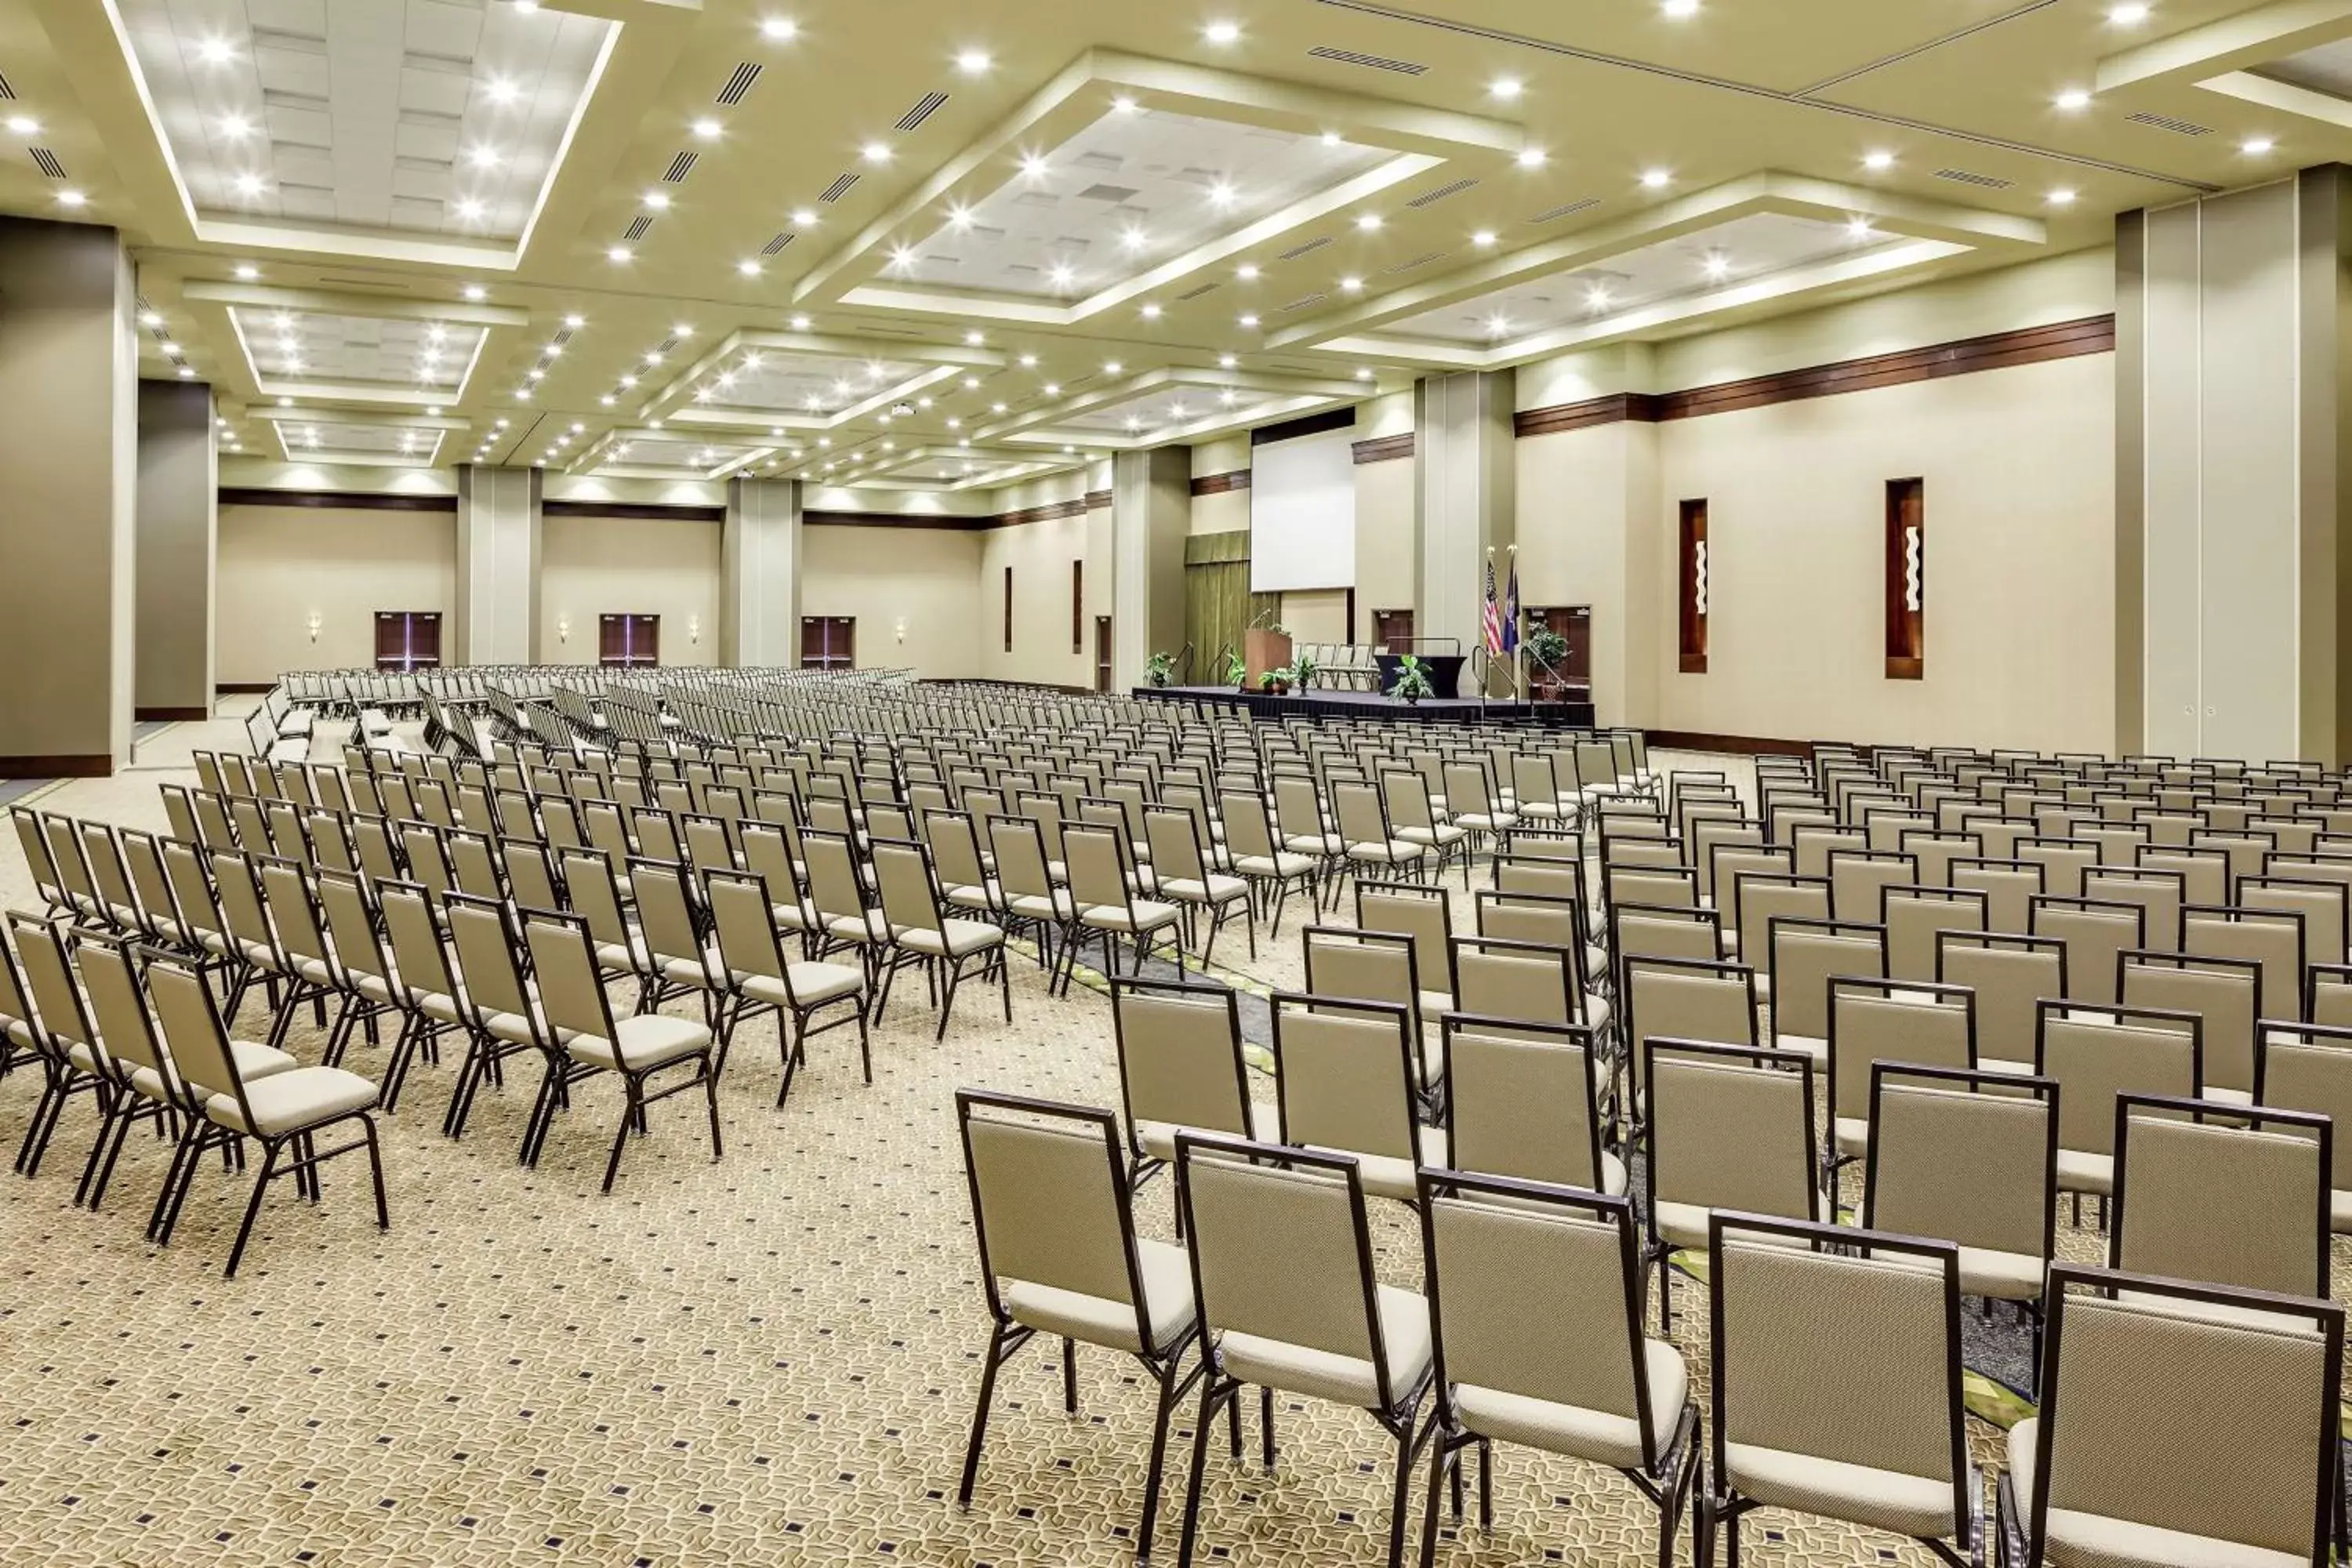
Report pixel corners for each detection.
[1280,292,1329,312]
[896,92,949,132]
[1933,167,2012,189]
[623,214,652,241]
[662,151,696,183]
[0,71,16,100]
[2127,110,2212,136]
[1387,250,1444,273]
[761,231,794,256]
[819,172,858,203]
[716,62,761,105]
[1528,197,1600,224]
[1278,234,1333,261]
[1307,45,1428,75]
[1176,281,1220,301]
[29,147,65,180]
[1406,178,1477,209]
[550,328,575,347]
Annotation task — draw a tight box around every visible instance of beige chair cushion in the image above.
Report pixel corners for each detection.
[2056,1149,2114,1196]
[1725,1443,1958,1541]
[1136,1102,1278,1163]
[826,911,890,945]
[1284,833,1343,857]
[1455,1338,1686,1471]
[1399,824,1468,848]
[1007,890,1076,922]
[1417,989,1455,1021]
[205,1065,379,1137]
[736,963,866,1009]
[1958,1245,2044,1301]
[1160,874,1248,906]
[1235,851,1316,880]
[1218,1283,1432,1409]
[2004,1419,2303,1568]
[1302,1127,1446,1203]
[895,919,1004,958]
[1347,841,1425,864]
[1006,1236,1196,1356]
[595,938,651,975]
[1081,900,1181,935]
[564,1012,710,1072]
[129,1037,299,1105]
[1773,1033,1828,1069]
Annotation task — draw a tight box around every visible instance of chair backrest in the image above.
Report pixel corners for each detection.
[1611,902,1720,971]
[2020,835,2100,899]
[2082,865,2187,952]
[1708,1215,1967,1542]
[9,913,94,1061]
[142,955,247,1112]
[2136,844,2230,909]
[801,829,870,925]
[2241,874,2349,970]
[1493,855,1585,908]
[2024,1266,2343,1566]
[1301,926,1419,1018]
[520,910,619,1044]
[1828,978,1975,1131]
[704,867,790,986]
[1604,863,1698,912]
[443,891,535,1023]
[2259,1022,2352,1199]
[1828,850,1918,924]
[1111,978,1252,1155]
[1624,956,1757,1104]
[2031,895,2144,1004]
[2037,1000,2201,1160]
[1440,1015,1607,1192]
[256,855,328,967]
[1354,882,1452,995]
[1450,934,1577,1025]
[1645,1040,1818,1223]
[1736,874,1831,975]
[872,838,946,937]
[315,869,389,984]
[71,935,170,1086]
[1420,1174,1664,1465]
[630,858,708,972]
[1881,884,1987,982]
[1712,844,1794,937]
[958,1091,1150,1348]
[2111,1094,2329,1300]
[1062,824,1132,910]
[1767,916,1886,1040]
[2119,950,2260,1098]
[986,815,1056,902]
[207,848,278,956]
[2183,902,2308,1022]
[1270,995,1421,1163]
[1864,1064,2056,1266]
[375,879,455,1000]
[1948,855,2042,933]
[1177,1135,1399,1408]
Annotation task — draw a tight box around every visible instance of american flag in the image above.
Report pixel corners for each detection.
[1482,556,1503,655]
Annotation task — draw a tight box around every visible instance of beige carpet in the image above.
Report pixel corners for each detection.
[0,711,2254,1566]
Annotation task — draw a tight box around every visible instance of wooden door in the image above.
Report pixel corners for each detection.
[600,614,660,668]
[374,611,442,671]
[800,616,855,670]
[1094,616,1113,692]
[1372,609,1415,652]
[1522,605,1591,699]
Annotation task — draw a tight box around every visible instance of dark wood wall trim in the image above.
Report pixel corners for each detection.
[1252,407,1356,446]
[1352,433,1414,465]
[543,499,726,522]
[998,498,1091,527]
[218,488,458,513]
[1645,729,1818,758]
[1514,315,2118,437]
[0,754,112,779]
[1084,488,1114,510]
[804,510,997,532]
[216,681,278,694]
[135,706,209,722]
[1191,470,1250,496]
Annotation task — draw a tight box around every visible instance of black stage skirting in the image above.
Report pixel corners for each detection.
[1137,685,1598,728]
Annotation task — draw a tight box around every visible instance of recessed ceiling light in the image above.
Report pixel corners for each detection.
[1703,252,1731,279]
[1120,226,1148,250]
[1141,303,1162,319]
[1339,275,1363,293]
[457,198,486,222]
[158,339,180,354]
[1356,213,1383,230]
[1218,390,1236,406]
[1322,132,1343,147]
[1204,20,1240,44]
[1209,180,1236,208]
[991,401,1007,413]
[1584,282,1613,310]
[1103,360,1123,373]
[760,16,799,40]
[1661,0,1698,15]
[1864,151,1894,171]
[233,263,259,280]
[607,245,632,262]
[600,394,615,407]
[1112,96,1138,114]
[738,259,761,276]
[1238,313,1259,327]
[2244,136,2276,154]
[2108,2,2149,22]
[526,368,545,380]
[644,190,671,211]
[1043,383,1060,395]
[692,117,723,139]
[1018,353,1038,368]
[178,365,196,379]
[2049,187,2078,205]
[1218,353,1237,368]
[619,374,637,388]
[789,313,811,329]
[956,48,991,73]
[790,207,818,226]
[233,172,265,196]
[674,322,694,336]
[468,145,501,169]
[1516,147,1547,168]
[963,376,980,390]
[140,310,162,327]
[1847,215,1873,238]
[1641,169,1671,189]
[2055,89,2090,111]
[485,77,519,105]
[197,37,235,64]
[463,284,487,300]
[1049,262,1076,288]
[1490,78,1523,100]
[1236,263,1260,281]
[5,115,37,135]
[563,312,585,328]
[863,140,892,163]
[1471,230,1497,247]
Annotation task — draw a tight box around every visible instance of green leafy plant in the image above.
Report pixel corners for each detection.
[1145,651,1177,688]
[1387,654,1436,703]
[1525,627,1569,671]
[1221,646,1247,687]
[1258,671,1281,692]
[1285,652,1318,691]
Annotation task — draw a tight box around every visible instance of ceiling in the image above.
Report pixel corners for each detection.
[5,0,2347,490]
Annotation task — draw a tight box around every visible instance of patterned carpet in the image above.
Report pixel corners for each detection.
[0,713,2331,1566]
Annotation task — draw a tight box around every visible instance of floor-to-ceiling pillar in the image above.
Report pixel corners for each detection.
[721,477,802,668]
[2118,165,2352,764]
[0,217,137,776]
[454,464,540,665]
[136,379,217,720]
[1416,369,1516,696]
[1112,447,1190,691]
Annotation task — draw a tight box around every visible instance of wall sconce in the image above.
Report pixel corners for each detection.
[305,610,321,643]
[688,614,701,644]
[557,615,571,643]
[895,616,907,644]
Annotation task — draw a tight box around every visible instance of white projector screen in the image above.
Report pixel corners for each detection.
[1250,429,1357,593]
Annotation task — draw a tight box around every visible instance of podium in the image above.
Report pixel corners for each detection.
[1244,629,1294,685]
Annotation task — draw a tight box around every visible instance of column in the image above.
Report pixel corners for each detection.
[720,476,802,668]
[2117,165,2352,764]
[0,217,137,776]
[454,463,540,665]
[136,379,218,720]
[1415,369,1517,695]
[1111,447,1190,691]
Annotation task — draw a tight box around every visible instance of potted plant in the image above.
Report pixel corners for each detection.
[1145,651,1178,688]
[1524,627,1569,699]
[1259,669,1291,695]
[1287,652,1318,692]
[1221,646,1248,689]
[1388,654,1436,706]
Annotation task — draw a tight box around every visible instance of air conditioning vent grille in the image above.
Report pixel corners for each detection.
[1529,197,1600,224]
[1278,234,1333,261]
[717,63,760,105]
[896,91,949,131]
[1406,178,1476,209]
[2127,110,2212,136]
[1388,251,1444,273]
[662,151,697,183]
[762,231,795,256]
[623,214,652,241]
[820,173,858,203]
[1308,45,1427,74]
[1176,281,1220,301]
[1279,292,1329,312]
[29,147,65,180]
[1933,167,2012,189]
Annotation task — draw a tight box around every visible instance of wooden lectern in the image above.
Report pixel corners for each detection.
[1244,629,1294,685]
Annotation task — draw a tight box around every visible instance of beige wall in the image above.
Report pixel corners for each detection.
[979,510,1098,688]
[217,503,458,684]
[539,512,723,668]
[1280,589,1351,644]
[800,523,982,677]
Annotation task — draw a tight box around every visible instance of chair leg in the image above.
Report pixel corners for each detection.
[1385,1407,1422,1568]
[1174,1375,1226,1568]
[360,1114,390,1230]
[702,1062,724,1164]
[1137,1350,1192,1564]
[779,1011,805,1108]
[222,1136,281,1279]
[1062,1335,1079,1414]
[601,1075,642,1193]
[935,960,962,1043]
[1418,1427,1453,1568]
[957,1323,1021,1510]
[147,1117,202,1243]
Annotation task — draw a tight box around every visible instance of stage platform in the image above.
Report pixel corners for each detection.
[1137,685,1598,727]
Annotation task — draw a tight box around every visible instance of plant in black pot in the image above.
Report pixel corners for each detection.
[1524,627,1569,698]
[1258,670,1290,695]
[1388,653,1436,705]
[1287,651,1318,692]
[1145,651,1177,688]
[1221,646,1248,689]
